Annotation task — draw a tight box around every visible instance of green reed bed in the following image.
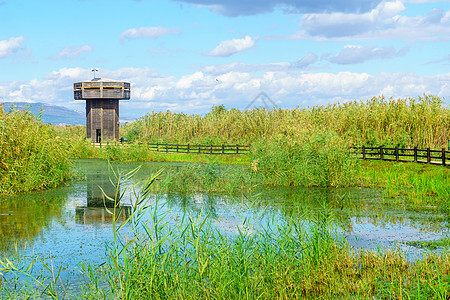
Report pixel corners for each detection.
[162,163,255,194]
[249,130,360,188]
[80,176,450,299]
[121,95,450,149]
[360,160,450,212]
[96,142,250,165]
[0,107,73,195]
[53,125,96,159]
[1,168,450,299]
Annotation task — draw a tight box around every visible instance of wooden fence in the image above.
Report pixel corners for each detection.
[355,146,450,166]
[146,143,250,155]
[91,141,250,155]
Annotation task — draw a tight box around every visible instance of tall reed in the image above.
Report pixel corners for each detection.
[78,169,450,299]
[121,95,450,149]
[0,106,73,194]
[250,129,360,187]
[2,168,450,298]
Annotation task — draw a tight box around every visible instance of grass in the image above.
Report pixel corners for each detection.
[80,170,450,299]
[2,167,450,299]
[249,129,360,187]
[0,106,73,195]
[405,238,450,250]
[120,95,450,149]
[162,163,255,194]
[96,142,250,165]
[3,96,450,297]
[359,160,450,212]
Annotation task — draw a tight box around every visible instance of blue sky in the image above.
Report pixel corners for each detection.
[1,0,450,120]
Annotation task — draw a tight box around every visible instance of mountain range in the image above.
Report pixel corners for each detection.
[1,102,85,126]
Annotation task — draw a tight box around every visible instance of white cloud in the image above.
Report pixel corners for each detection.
[293,1,450,41]
[202,62,291,74]
[176,72,207,89]
[207,36,257,57]
[174,0,381,17]
[293,52,318,68]
[200,53,316,75]
[0,36,25,58]
[120,26,181,42]
[427,54,450,65]
[51,45,92,60]
[328,44,409,64]
[404,0,442,2]
[1,67,449,118]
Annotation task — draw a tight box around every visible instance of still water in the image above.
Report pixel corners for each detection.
[0,159,449,289]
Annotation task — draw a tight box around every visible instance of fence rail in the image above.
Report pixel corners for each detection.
[145,143,250,155]
[355,146,450,166]
[91,141,250,155]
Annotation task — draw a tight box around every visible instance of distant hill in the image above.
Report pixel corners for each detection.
[1,102,84,125]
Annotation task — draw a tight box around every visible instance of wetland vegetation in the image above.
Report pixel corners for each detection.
[1,95,450,298]
[0,106,72,195]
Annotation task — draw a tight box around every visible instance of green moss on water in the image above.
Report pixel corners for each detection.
[405,238,450,250]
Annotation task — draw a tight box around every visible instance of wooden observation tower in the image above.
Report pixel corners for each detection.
[74,76,130,142]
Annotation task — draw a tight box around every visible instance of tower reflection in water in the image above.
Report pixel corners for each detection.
[75,168,131,224]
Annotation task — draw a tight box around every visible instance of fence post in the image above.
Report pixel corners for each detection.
[176,143,179,153]
[414,147,417,162]
[187,144,190,154]
[210,144,213,154]
[442,148,446,166]
[427,148,431,163]
[198,144,201,154]
[236,144,239,154]
[156,142,159,152]
[362,146,366,160]
[395,147,399,161]
[222,144,225,155]
[380,146,383,160]
[166,143,168,153]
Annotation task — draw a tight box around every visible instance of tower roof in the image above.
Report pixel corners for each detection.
[89,77,122,82]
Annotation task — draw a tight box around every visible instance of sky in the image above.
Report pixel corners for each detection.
[1,0,450,120]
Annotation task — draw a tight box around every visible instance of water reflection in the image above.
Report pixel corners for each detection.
[0,159,448,272]
[0,189,67,253]
[75,206,131,224]
[75,164,131,225]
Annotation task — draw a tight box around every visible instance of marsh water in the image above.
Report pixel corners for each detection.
[0,159,449,289]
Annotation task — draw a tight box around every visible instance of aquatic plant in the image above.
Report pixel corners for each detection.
[53,125,95,159]
[119,95,449,149]
[80,169,450,299]
[405,237,450,250]
[163,163,255,194]
[360,160,450,212]
[0,106,72,194]
[96,142,249,165]
[1,168,450,298]
[250,129,360,187]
